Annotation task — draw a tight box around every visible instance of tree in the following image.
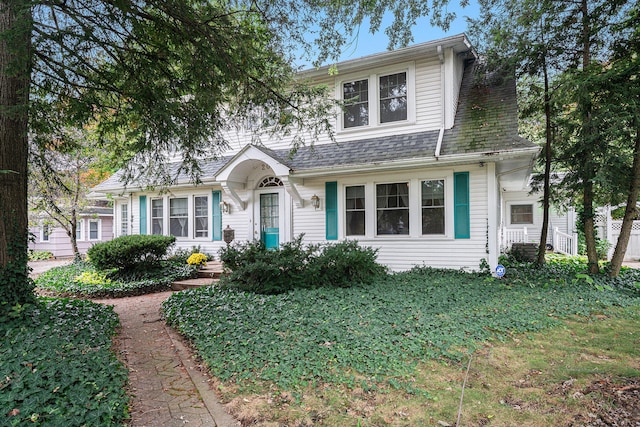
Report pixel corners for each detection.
[3,0,478,306]
[472,0,634,274]
[29,126,111,260]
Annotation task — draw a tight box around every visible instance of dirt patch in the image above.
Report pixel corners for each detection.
[570,377,640,426]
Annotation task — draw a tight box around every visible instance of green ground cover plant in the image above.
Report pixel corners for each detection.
[27,250,52,261]
[36,260,195,298]
[0,298,128,426]
[163,256,640,424]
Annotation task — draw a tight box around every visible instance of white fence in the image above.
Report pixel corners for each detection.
[608,220,640,261]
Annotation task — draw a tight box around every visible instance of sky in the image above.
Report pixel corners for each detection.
[314,1,482,65]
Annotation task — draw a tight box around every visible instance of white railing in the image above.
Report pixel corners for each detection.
[552,227,578,256]
[502,227,528,249]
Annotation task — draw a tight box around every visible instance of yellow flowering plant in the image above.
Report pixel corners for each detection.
[187,252,208,266]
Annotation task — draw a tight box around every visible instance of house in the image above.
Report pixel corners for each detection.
[29,206,114,258]
[91,34,542,272]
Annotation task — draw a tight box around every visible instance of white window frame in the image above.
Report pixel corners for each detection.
[120,203,129,236]
[193,195,209,239]
[509,203,534,225]
[169,197,189,238]
[76,219,84,242]
[339,172,454,240]
[40,224,50,242]
[88,219,101,241]
[336,62,415,132]
[375,181,410,236]
[151,198,164,235]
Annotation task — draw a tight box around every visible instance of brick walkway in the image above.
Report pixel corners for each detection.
[93,292,239,427]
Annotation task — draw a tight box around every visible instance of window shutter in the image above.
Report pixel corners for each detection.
[212,191,222,241]
[139,196,147,235]
[454,172,470,239]
[325,182,338,240]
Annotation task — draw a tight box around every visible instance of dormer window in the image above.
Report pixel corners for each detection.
[379,72,407,123]
[338,64,414,131]
[343,79,369,128]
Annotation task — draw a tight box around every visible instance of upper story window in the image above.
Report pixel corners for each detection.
[379,72,407,123]
[343,79,369,128]
[338,64,414,131]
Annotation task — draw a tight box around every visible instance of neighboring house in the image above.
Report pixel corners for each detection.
[29,207,114,258]
[91,34,542,272]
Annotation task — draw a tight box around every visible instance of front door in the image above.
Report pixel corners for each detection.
[260,193,279,249]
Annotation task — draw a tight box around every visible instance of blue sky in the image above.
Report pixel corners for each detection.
[330,1,481,63]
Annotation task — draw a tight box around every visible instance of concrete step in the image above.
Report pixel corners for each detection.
[196,261,224,279]
[171,277,219,291]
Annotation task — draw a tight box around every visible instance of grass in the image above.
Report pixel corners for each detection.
[163,260,640,426]
[0,298,129,426]
[35,260,196,298]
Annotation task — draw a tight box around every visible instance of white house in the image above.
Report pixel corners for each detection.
[91,34,541,271]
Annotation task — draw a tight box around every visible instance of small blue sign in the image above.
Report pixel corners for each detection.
[495,264,506,278]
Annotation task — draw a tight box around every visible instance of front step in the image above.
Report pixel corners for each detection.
[171,277,218,291]
[196,261,224,279]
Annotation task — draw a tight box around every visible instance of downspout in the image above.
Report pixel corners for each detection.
[434,45,446,160]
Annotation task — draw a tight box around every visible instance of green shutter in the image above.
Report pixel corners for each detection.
[325,182,338,240]
[139,195,147,235]
[454,172,470,239]
[212,191,222,241]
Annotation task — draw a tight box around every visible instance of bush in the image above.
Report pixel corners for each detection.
[219,236,386,294]
[87,234,176,271]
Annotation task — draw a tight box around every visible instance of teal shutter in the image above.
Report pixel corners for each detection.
[211,191,222,241]
[454,172,470,239]
[139,196,147,235]
[325,182,338,240]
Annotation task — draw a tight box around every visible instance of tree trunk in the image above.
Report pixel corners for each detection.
[609,121,640,277]
[536,58,552,265]
[0,0,33,304]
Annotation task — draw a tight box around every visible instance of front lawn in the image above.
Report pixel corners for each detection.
[0,298,129,426]
[163,261,640,426]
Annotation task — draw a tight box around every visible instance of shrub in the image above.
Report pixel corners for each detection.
[87,234,176,271]
[219,236,386,294]
[187,252,208,266]
[28,250,53,261]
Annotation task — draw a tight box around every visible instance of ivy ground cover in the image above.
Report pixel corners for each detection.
[163,265,639,394]
[0,298,128,426]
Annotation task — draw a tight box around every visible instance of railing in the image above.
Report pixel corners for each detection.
[502,227,528,249]
[552,227,578,256]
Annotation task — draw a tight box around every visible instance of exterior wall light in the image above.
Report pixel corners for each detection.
[220,201,230,214]
[223,225,235,246]
[311,194,320,210]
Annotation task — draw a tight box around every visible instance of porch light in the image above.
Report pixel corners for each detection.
[220,201,230,214]
[311,194,320,210]
[223,225,235,246]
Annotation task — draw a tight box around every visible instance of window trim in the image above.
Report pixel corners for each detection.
[169,197,189,238]
[336,62,416,132]
[193,195,209,239]
[88,219,101,241]
[76,218,84,242]
[509,203,534,225]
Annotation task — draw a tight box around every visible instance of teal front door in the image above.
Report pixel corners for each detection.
[260,193,279,249]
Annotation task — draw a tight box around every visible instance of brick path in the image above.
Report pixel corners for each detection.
[93,292,239,427]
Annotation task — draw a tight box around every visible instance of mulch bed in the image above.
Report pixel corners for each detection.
[571,377,640,426]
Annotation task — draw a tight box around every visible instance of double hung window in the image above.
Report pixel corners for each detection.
[421,180,445,234]
[510,204,533,224]
[345,185,366,236]
[89,219,100,240]
[194,196,209,238]
[121,204,129,236]
[41,224,50,242]
[343,79,369,128]
[76,220,84,241]
[379,72,407,123]
[376,183,409,235]
[151,199,163,235]
[169,198,188,237]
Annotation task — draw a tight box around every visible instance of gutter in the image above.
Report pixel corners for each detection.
[435,45,446,160]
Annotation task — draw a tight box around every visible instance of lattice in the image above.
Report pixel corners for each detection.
[611,221,640,231]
